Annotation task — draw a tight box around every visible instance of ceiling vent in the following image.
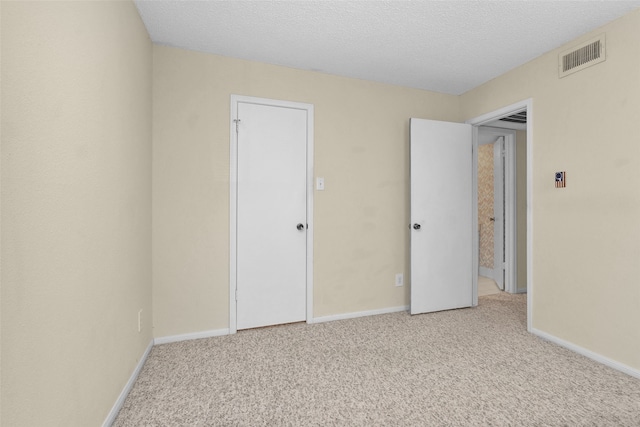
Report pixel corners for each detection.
[559,34,606,78]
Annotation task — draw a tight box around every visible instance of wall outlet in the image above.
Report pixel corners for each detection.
[395,273,404,287]
[138,309,143,333]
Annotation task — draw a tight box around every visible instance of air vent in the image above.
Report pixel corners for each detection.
[499,111,526,125]
[559,34,605,78]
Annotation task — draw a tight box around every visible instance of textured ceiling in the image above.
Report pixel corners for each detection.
[135,1,640,95]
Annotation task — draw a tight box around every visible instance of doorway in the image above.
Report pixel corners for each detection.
[467,99,531,332]
[229,95,315,333]
[477,134,503,295]
[477,128,517,295]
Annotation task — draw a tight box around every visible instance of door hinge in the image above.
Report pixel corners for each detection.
[233,119,241,133]
[235,288,238,301]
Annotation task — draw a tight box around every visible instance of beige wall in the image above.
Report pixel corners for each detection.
[0,1,3,425]
[1,2,152,426]
[516,130,527,292]
[152,45,460,337]
[462,10,640,369]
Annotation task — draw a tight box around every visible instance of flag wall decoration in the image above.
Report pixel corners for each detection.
[555,171,566,188]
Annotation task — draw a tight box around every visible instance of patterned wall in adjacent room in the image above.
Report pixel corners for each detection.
[478,144,494,269]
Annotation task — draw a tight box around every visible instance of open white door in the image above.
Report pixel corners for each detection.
[410,118,473,315]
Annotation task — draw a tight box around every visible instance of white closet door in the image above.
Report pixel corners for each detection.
[236,101,307,330]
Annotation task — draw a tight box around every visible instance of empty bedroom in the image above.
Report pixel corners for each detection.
[2,1,640,426]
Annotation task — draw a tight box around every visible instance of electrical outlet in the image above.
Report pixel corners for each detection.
[395,273,404,287]
[138,309,143,333]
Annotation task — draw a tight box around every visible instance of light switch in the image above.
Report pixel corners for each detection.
[316,177,325,191]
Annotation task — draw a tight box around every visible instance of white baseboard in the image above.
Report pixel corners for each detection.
[312,305,409,324]
[102,338,154,427]
[154,328,229,345]
[479,267,493,278]
[531,328,640,380]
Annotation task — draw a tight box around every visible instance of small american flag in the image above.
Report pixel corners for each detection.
[555,171,566,188]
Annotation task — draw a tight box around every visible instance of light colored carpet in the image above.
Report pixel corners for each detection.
[114,294,640,426]
[478,275,501,296]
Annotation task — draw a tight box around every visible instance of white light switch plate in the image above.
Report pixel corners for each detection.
[316,177,325,191]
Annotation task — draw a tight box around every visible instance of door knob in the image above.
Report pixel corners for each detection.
[413,223,421,230]
[296,223,305,231]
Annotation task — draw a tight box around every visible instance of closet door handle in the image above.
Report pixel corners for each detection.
[413,223,421,230]
[296,223,305,231]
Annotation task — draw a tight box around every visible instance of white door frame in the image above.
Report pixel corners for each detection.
[229,95,314,334]
[493,136,506,291]
[467,99,533,333]
[478,127,517,294]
